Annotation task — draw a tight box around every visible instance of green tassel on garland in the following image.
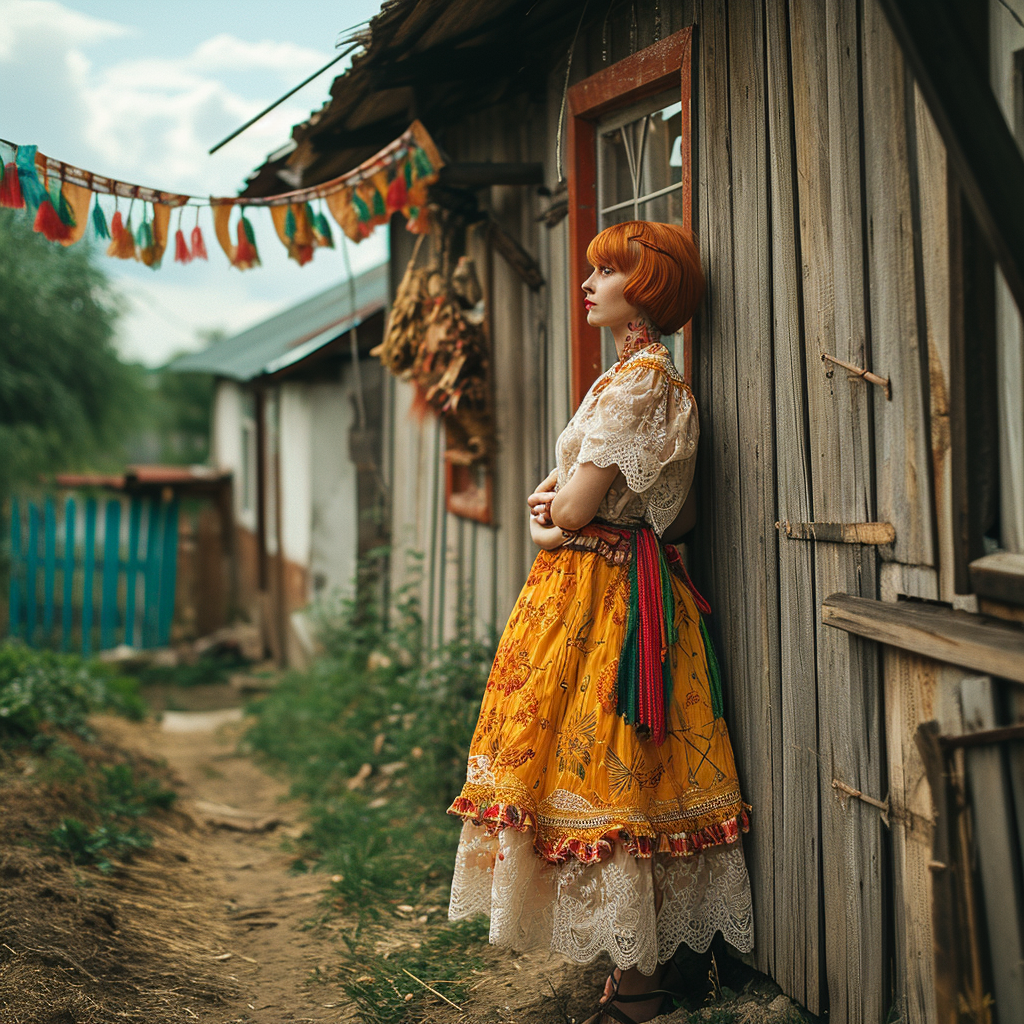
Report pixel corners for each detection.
[352,192,370,223]
[403,158,413,189]
[699,617,724,719]
[413,147,434,177]
[91,199,110,239]
[15,145,48,212]
[135,218,153,249]
[314,211,334,247]
[284,204,297,240]
[371,186,386,218]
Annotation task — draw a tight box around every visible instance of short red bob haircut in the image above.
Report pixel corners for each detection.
[586,220,705,335]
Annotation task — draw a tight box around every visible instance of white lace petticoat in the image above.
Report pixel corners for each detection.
[448,821,753,974]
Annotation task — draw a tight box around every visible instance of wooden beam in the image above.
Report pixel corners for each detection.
[969,552,1024,606]
[822,594,1024,683]
[778,520,896,545]
[438,163,544,188]
[875,0,1024,314]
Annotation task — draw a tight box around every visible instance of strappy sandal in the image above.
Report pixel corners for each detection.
[582,988,679,1024]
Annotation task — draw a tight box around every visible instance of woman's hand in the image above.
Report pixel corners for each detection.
[527,467,559,526]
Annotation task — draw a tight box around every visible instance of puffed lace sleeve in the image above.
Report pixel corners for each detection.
[576,360,699,534]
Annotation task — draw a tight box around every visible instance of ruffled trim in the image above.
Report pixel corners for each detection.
[447,794,750,866]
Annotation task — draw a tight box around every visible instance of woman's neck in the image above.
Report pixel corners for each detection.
[613,318,659,361]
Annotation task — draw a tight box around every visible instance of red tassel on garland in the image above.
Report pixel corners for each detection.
[386,173,408,214]
[34,197,73,242]
[174,228,192,264]
[190,225,208,260]
[0,162,24,208]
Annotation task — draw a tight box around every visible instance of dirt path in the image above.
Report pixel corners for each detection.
[100,688,357,1024]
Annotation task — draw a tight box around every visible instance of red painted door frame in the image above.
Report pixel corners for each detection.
[567,27,695,408]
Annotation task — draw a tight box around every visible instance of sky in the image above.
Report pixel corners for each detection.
[0,0,389,365]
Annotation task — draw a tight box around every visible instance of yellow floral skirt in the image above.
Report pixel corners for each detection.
[448,538,750,862]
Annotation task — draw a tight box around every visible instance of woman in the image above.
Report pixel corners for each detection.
[447,221,753,1024]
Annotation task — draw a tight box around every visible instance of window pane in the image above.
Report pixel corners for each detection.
[639,186,683,226]
[599,125,636,213]
[638,102,682,201]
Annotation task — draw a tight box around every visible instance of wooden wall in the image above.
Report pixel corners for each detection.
[379,1,970,1020]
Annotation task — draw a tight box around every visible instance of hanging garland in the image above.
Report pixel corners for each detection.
[0,120,442,270]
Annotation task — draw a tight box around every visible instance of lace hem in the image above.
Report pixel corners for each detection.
[448,823,754,972]
[447,793,750,865]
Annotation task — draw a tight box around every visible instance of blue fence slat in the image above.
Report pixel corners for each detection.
[100,500,121,651]
[8,499,22,640]
[43,497,56,638]
[61,497,76,651]
[157,499,179,646]
[142,498,163,648]
[81,497,97,657]
[25,503,39,645]
[124,497,142,647]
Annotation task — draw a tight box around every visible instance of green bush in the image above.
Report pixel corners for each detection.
[48,818,153,874]
[0,641,146,743]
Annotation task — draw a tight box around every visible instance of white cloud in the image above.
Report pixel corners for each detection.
[0,0,128,61]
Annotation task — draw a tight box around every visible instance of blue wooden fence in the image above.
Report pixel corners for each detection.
[8,495,179,653]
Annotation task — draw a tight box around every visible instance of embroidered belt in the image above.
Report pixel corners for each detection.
[563,522,725,740]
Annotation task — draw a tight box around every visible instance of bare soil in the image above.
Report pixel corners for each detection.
[1,683,815,1024]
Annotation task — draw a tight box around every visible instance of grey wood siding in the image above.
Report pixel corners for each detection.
[379,1,965,1019]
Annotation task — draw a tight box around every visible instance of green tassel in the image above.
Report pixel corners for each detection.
[135,218,153,248]
[404,159,413,188]
[700,616,724,719]
[315,211,334,247]
[241,215,256,244]
[284,205,296,239]
[413,147,434,177]
[91,200,109,239]
[616,533,641,724]
[50,183,76,227]
[352,192,370,222]
[372,187,386,217]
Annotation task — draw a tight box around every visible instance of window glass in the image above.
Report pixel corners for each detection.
[597,93,685,368]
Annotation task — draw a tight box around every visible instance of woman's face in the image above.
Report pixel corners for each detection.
[582,264,639,331]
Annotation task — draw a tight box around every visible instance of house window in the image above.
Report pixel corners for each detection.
[567,28,694,407]
[597,91,685,369]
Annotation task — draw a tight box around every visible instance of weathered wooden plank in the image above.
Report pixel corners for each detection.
[969,552,1024,605]
[883,650,940,1024]
[879,562,938,603]
[792,0,888,1018]
[822,594,1024,684]
[779,520,895,545]
[862,0,935,569]
[912,85,955,602]
[961,676,1024,1019]
[725,0,782,989]
[765,0,822,1008]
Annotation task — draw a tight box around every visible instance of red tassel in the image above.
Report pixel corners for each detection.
[0,163,23,208]
[174,228,192,264]
[386,174,408,214]
[33,197,72,242]
[190,225,208,260]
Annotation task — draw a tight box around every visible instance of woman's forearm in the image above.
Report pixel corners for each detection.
[530,518,567,550]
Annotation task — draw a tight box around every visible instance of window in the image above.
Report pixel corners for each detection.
[567,28,694,406]
[597,91,685,369]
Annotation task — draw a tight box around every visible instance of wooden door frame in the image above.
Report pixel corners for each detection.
[567,26,695,408]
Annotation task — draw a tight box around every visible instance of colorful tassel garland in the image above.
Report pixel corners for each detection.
[234,214,260,269]
[15,146,48,212]
[190,225,208,260]
[174,228,191,263]
[33,197,73,242]
[91,200,109,239]
[107,211,137,259]
[385,173,408,214]
[0,162,23,208]
[311,210,334,248]
[284,205,297,239]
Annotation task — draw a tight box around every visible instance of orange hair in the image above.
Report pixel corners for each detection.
[586,221,705,335]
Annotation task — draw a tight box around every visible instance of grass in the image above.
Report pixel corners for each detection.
[244,557,497,1022]
[0,640,175,874]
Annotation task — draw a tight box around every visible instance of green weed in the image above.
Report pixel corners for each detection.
[48,818,153,874]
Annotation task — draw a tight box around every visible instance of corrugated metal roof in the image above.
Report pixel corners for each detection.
[170,262,389,381]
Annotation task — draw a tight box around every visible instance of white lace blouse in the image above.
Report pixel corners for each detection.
[555,341,698,535]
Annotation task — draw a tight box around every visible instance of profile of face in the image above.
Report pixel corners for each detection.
[581,264,640,333]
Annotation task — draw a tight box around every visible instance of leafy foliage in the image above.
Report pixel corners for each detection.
[0,641,146,744]
[0,209,145,497]
[48,817,154,874]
